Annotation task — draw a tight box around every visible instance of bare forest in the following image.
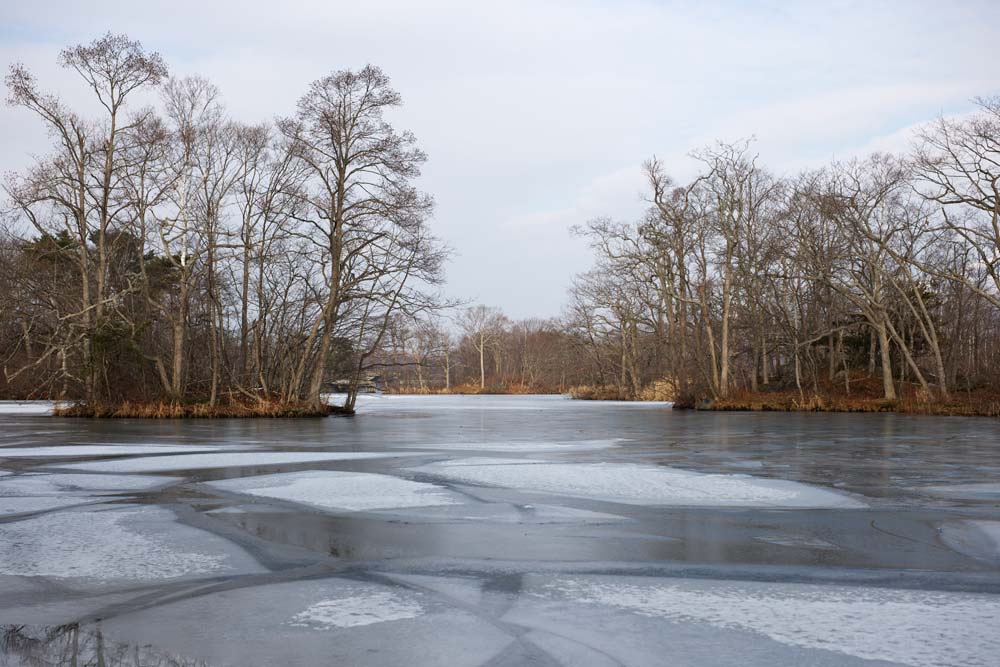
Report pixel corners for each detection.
[1,34,446,415]
[3,34,1000,415]
[378,105,1000,414]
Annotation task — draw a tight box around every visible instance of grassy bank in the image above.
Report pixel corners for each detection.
[52,399,349,418]
[569,381,676,402]
[698,377,1000,417]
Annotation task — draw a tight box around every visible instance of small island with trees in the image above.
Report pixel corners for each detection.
[2,34,999,417]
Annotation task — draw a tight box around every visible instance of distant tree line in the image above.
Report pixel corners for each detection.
[378,98,1000,406]
[0,34,445,412]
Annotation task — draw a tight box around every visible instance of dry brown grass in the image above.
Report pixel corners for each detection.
[53,399,344,419]
[570,378,676,402]
[568,385,636,400]
[705,384,1000,417]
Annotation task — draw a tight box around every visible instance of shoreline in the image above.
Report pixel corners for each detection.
[50,400,352,419]
[695,392,1000,418]
[4,392,996,418]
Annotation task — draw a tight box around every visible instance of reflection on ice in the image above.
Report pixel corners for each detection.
[0,624,208,667]
[412,459,866,508]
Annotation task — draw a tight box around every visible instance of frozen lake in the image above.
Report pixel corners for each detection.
[1,395,999,666]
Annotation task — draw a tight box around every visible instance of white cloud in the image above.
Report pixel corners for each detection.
[2,0,999,318]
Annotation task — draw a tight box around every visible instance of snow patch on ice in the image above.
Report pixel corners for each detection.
[287,591,424,628]
[0,506,255,580]
[411,460,866,508]
[538,576,1000,667]
[207,470,460,512]
[52,451,399,473]
[0,444,220,458]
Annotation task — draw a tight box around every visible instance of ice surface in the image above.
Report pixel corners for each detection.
[382,503,628,524]
[399,439,623,452]
[0,505,264,581]
[920,482,1000,500]
[52,451,401,473]
[327,393,671,412]
[0,495,100,516]
[0,472,179,516]
[753,535,840,550]
[207,470,461,512]
[102,577,513,667]
[0,401,55,415]
[0,444,221,458]
[0,472,179,495]
[288,592,424,628]
[530,575,1000,667]
[412,459,866,508]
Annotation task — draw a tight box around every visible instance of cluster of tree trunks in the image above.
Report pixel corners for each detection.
[375,101,1000,406]
[0,34,446,412]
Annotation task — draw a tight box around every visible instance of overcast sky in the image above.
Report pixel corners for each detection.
[2,1,999,319]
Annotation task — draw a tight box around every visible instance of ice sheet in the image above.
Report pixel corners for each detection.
[412,459,866,508]
[920,482,1000,500]
[400,439,623,452]
[207,470,461,512]
[0,505,264,581]
[327,393,671,412]
[0,444,221,458]
[382,503,627,524]
[0,472,179,495]
[101,577,513,667]
[940,520,1000,562]
[532,575,1000,667]
[51,451,401,473]
[0,495,100,516]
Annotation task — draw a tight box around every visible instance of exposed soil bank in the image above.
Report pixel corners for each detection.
[52,400,351,418]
